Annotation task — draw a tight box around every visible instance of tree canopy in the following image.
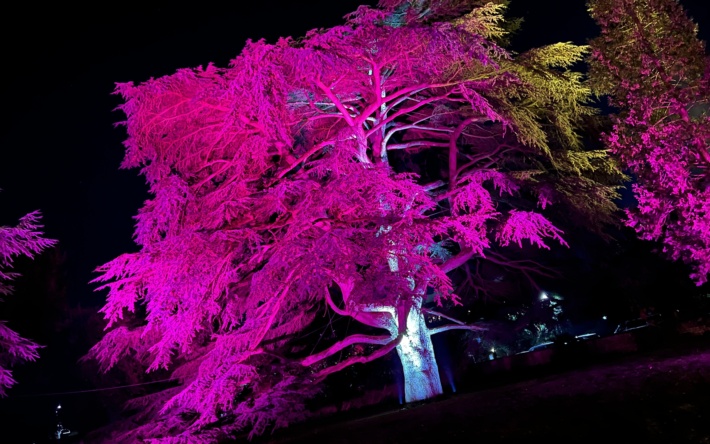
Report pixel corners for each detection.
[0,207,55,395]
[88,1,623,441]
[588,0,710,285]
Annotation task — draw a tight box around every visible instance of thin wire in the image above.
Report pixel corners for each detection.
[296,316,344,341]
[309,308,334,356]
[15,378,179,398]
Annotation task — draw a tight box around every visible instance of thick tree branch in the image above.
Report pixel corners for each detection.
[440,248,475,273]
[275,139,335,180]
[450,117,486,190]
[388,141,450,150]
[324,286,350,317]
[315,80,356,127]
[310,334,403,381]
[428,323,486,336]
[422,180,446,191]
[324,285,397,331]
[301,333,396,366]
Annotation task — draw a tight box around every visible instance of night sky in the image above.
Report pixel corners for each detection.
[0,0,708,438]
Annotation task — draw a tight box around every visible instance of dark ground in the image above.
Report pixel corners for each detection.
[253,335,710,444]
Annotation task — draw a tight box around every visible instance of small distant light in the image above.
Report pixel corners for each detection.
[490,348,495,353]
[540,292,548,301]
[57,404,62,409]
[602,315,607,320]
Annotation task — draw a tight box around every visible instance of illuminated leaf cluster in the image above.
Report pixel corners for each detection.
[0,208,55,395]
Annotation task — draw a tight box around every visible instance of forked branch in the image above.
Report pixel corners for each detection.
[310,334,403,381]
[301,333,397,367]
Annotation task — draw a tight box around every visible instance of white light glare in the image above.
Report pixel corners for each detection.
[540,291,549,301]
[602,315,607,320]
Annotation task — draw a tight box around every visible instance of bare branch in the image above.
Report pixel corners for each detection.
[311,334,403,380]
[388,141,450,150]
[422,308,465,325]
[323,286,350,317]
[440,248,475,273]
[450,117,487,189]
[486,251,559,279]
[301,333,396,366]
[324,286,397,331]
[275,139,335,180]
[357,81,461,122]
[428,323,487,336]
[366,93,455,137]
[422,180,446,191]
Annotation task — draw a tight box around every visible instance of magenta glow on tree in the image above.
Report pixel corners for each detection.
[88,1,622,441]
[0,207,55,396]
[588,0,710,285]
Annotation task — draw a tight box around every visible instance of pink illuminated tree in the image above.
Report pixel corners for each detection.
[0,206,55,396]
[88,1,622,441]
[588,0,710,285]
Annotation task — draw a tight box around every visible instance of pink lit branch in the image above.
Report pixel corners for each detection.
[325,291,396,331]
[249,268,298,351]
[440,248,475,273]
[301,333,396,366]
[315,79,357,126]
[275,139,336,180]
[387,141,450,150]
[449,117,488,189]
[310,334,403,380]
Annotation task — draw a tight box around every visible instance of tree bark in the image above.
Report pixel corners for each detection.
[395,298,443,402]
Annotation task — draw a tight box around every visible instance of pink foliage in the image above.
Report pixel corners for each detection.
[496,210,568,250]
[89,1,620,441]
[0,209,55,396]
[589,0,710,285]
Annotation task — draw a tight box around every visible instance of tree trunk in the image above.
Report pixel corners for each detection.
[395,300,443,402]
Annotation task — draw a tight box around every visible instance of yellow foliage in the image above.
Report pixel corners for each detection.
[453,2,508,40]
